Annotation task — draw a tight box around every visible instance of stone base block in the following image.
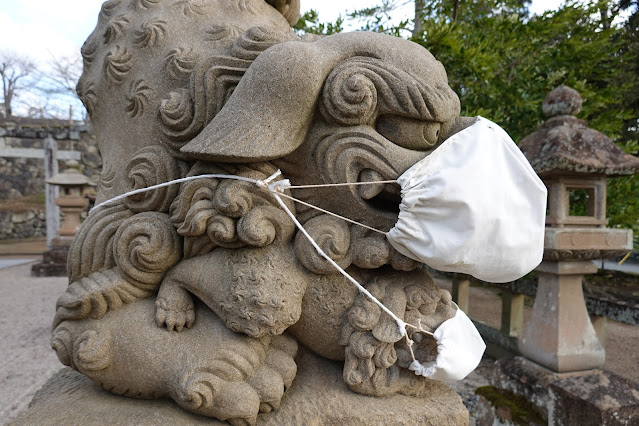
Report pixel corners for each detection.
[31,246,68,277]
[489,356,639,425]
[10,348,468,425]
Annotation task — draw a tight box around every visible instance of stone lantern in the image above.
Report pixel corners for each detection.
[517,86,639,372]
[31,160,91,277]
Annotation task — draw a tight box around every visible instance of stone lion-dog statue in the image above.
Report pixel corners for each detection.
[52,0,473,423]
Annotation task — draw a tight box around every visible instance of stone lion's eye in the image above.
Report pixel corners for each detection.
[375,115,441,150]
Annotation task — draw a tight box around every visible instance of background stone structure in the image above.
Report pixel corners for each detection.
[0,117,101,240]
[0,117,101,200]
[0,209,46,240]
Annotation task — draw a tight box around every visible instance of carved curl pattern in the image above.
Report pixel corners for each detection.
[294,215,352,275]
[220,249,306,338]
[103,46,133,84]
[320,56,459,126]
[237,205,293,247]
[164,47,198,81]
[114,212,182,287]
[314,128,399,193]
[80,38,98,67]
[341,280,398,389]
[543,249,628,262]
[134,19,167,48]
[74,329,113,372]
[99,0,123,20]
[77,81,97,118]
[340,275,454,394]
[53,268,155,329]
[158,26,296,149]
[230,26,298,61]
[51,325,75,368]
[159,56,252,149]
[125,79,153,117]
[123,145,184,213]
[104,15,130,43]
[68,204,134,283]
[205,24,241,43]
[175,0,210,16]
[99,162,116,191]
[170,163,295,258]
[136,0,161,9]
[350,228,391,269]
[178,370,222,411]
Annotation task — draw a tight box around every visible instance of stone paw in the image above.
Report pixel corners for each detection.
[173,335,298,423]
[155,286,195,332]
[248,334,298,414]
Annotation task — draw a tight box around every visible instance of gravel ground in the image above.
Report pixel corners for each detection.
[0,262,637,424]
[0,261,67,425]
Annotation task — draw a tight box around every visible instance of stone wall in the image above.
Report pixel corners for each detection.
[0,117,101,200]
[0,209,46,240]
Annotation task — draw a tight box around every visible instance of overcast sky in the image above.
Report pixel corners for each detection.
[0,0,565,67]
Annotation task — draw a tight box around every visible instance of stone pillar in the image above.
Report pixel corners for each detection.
[452,275,470,312]
[519,260,605,372]
[44,135,60,249]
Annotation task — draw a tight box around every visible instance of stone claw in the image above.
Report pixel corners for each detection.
[154,283,195,332]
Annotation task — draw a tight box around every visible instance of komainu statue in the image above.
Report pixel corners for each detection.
[52,0,472,423]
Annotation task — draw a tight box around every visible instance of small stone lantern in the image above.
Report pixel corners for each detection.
[46,160,91,241]
[517,86,639,372]
[32,160,91,277]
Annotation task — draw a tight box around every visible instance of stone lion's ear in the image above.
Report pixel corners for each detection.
[266,0,300,26]
[180,41,326,163]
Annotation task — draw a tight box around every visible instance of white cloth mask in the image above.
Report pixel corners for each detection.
[387,116,547,283]
[409,303,485,381]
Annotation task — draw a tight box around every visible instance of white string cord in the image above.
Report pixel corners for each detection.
[90,170,436,349]
[267,179,408,336]
[273,191,388,236]
[92,173,264,211]
[91,172,391,236]
[286,180,398,189]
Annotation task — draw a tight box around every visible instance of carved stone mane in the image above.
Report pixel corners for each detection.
[52,1,464,423]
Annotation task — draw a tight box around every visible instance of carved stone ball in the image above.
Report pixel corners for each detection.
[542,85,582,117]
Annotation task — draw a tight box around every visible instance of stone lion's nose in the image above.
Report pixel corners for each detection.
[438,116,477,144]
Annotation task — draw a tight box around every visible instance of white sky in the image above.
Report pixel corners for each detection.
[0,0,564,117]
[0,0,565,67]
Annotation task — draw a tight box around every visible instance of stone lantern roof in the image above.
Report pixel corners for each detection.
[519,86,639,177]
[46,160,91,186]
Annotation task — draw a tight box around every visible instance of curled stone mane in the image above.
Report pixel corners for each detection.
[50,2,467,424]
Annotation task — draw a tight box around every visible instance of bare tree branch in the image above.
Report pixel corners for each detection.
[0,50,39,117]
[43,50,83,97]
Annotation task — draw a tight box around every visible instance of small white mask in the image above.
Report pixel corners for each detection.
[409,303,486,381]
[387,116,547,283]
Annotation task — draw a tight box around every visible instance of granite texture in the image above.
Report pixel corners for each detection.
[11,348,468,426]
[51,0,473,423]
[519,86,639,177]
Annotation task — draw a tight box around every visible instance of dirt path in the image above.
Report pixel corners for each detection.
[0,262,637,424]
[0,261,67,424]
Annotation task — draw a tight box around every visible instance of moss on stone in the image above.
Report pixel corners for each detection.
[476,385,545,425]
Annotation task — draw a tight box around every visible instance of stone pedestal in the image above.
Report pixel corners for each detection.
[486,357,639,425]
[31,181,87,277]
[30,243,69,277]
[9,348,469,426]
[519,260,605,372]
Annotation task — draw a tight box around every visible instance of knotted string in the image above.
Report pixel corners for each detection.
[90,170,434,363]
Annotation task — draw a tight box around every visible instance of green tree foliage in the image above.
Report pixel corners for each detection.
[413,1,638,244]
[418,3,630,142]
[312,0,639,246]
[293,9,344,35]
